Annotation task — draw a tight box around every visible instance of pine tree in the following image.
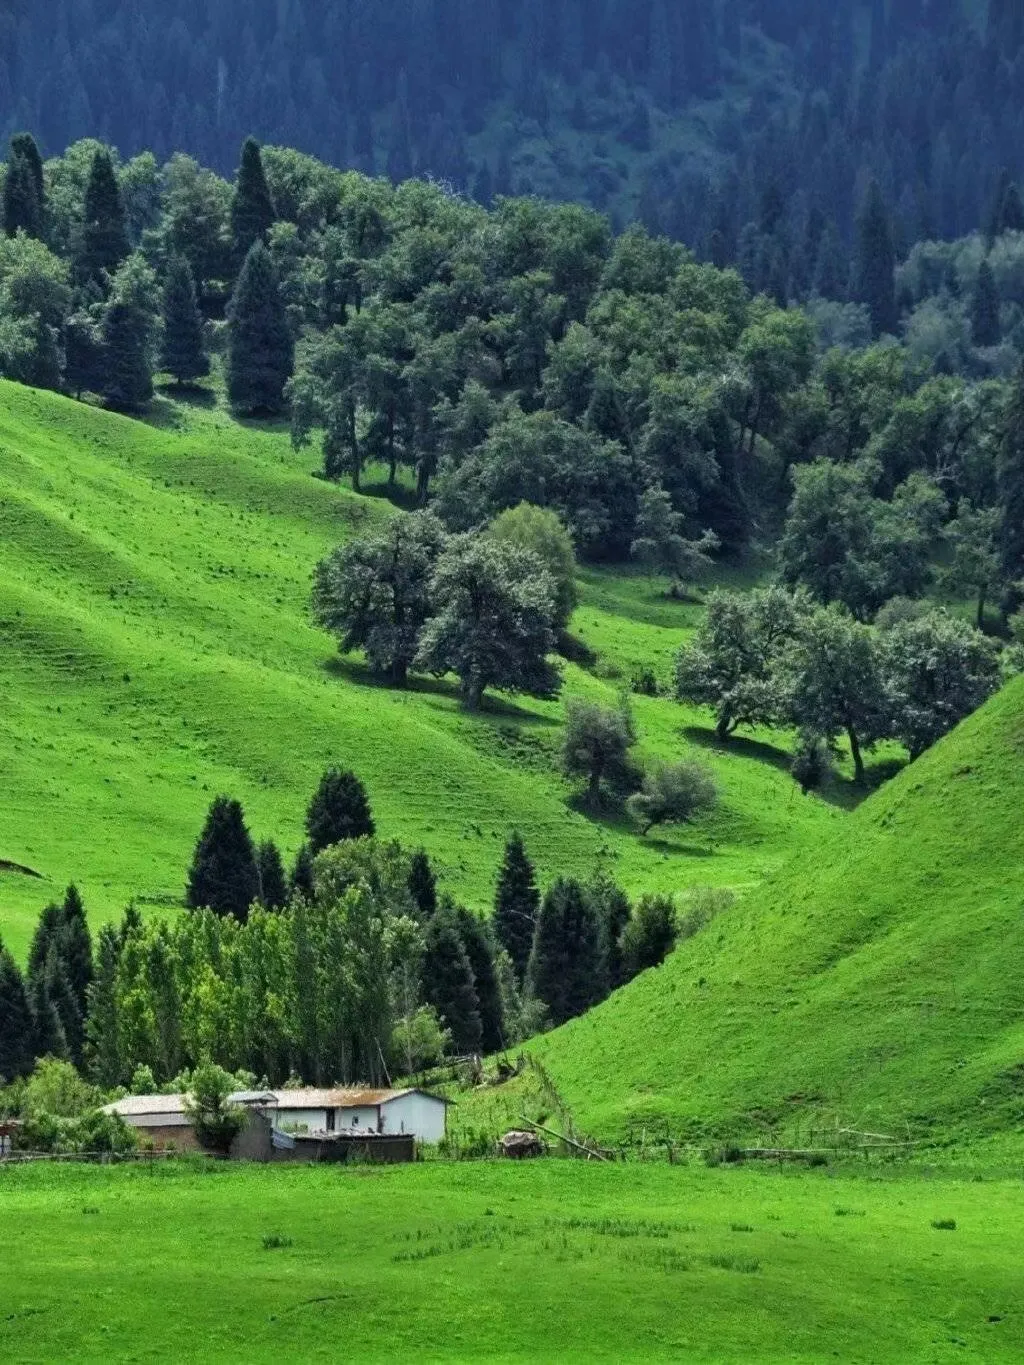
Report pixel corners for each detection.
[527,878,606,1027]
[854,181,897,337]
[86,925,122,1088]
[290,843,316,900]
[230,138,276,269]
[2,148,42,238]
[101,253,161,411]
[185,796,260,921]
[226,240,294,415]
[421,908,482,1055]
[455,906,504,1054]
[493,832,540,981]
[10,134,44,210]
[998,363,1024,591]
[407,849,438,919]
[256,840,288,910]
[58,884,92,1063]
[589,876,632,992]
[78,148,129,288]
[159,254,209,385]
[29,958,69,1060]
[0,942,35,1080]
[305,769,375,853]
[972,260,1001,347]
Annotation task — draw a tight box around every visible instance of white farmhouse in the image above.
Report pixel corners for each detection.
[270,1088,449,1143]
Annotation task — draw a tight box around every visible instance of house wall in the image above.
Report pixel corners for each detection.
[379,1093,447,1143]
[336,1105,381,1131]
[132,1123,202,1152]
[275,1107,328,1133]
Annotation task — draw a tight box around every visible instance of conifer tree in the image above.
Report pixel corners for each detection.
[28,958,69,1060]
[305,769,375,853]
[101,253,161,411]
[10,134,44,213]
[407,849,438,919]
[159,254,209,385]
[421,908,482,1055]
[998,184,1024,236]
[527,878,606,1027]
[230,138,276,269]
[854,180,897,337]
[256,840,288,910]
[0,942,35,1080]
[78,148,129,287]
[86,925,122,1088]
[58,884,92,1063]
[3,147,42,238]
[493,832,540,981]
[998,363,1024,592]
[290,843,316,900]
[455,906,505,1054]
[226,240,294,415]
[185,796,260,921]
[972,260,1001,347]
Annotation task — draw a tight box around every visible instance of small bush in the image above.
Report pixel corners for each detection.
[261,1234,293,1250]
[931,1218,957,1231]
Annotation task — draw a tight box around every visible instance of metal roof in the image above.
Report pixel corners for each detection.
[271,1087,449,1108]
[103,1091,276,1118]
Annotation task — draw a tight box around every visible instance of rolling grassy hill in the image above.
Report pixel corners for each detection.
[0,380,847,958]
[520,677,1024,1149]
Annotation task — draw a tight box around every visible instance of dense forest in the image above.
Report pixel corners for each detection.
[2,2,1023,272]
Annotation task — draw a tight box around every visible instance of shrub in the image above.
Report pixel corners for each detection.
[627,761,718,836]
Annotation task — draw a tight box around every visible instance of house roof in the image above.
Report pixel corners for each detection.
[270,1087,450,1109]
[103,1091,276,1119]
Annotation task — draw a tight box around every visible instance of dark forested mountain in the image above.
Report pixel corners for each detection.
[1,2,1021,268]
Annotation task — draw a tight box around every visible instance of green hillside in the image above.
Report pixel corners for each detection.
[527,677,1024,1148]
[0,381,846,958]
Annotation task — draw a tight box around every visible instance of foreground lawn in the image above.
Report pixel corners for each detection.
[0,1160,1020,1362]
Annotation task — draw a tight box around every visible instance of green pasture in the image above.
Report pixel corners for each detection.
[0,1159,1020,1362]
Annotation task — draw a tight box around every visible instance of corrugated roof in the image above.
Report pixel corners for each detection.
[271,1087,449,1108]
[104,1091,276,1118]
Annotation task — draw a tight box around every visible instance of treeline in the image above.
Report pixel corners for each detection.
[0,771,718,1090]
[2,1,1023,285]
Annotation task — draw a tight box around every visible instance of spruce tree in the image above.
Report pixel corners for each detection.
[10,133,44,215]
[78,148,129,288]
[0,942,35,1081]
[185,796,260,921]
[230,138,276,269]
[226,240,294,415]
[972,260,1001,347]
[527,878,606,1027]
[407,849,438,919]
[421,908,482,1055]
[854,180,897,337]
[101,253,161,411]
[305,769,375,853]
[256,839,288,910]
[3,148,42,238]
[455,906,505,1055]
[493,832,540,981]
[998,363,1024,591]
[86,925,122,1087]
[58,884,92,1062]
[160,254,209,385]
[29,958,69,1060]
[290,843,316,900]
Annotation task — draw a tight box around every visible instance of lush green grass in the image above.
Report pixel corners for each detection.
[0,380,848,957]
[520,676,1024,1149]
[0,1159,1021,1362]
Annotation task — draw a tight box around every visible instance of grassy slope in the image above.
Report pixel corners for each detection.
[0,380,844,957]
[1,1160,1021,1362]
[526,677,1024,1147]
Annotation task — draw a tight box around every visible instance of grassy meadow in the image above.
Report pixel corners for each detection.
[1,1159,1021,1363]
[0,379,852,958]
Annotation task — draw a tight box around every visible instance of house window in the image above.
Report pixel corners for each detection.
[326,1109,335,1132]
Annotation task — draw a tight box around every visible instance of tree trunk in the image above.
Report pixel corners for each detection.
[716,710,733,741]
[588,770,602,806]
[847,726,865,783]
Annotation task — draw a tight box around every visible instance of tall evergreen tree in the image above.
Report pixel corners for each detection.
[527,878,606,1027]
[256,840,289,910]
[86,925,122,1088]
[305,769,375,853]
[226,240,294,415]
[101,252,161,411]
[0,941,35,1080]
[159,254,209,385]
[230,138,276,269]
[58,884,92,1063]
[854,180,897,337]
[3,148,42,238]
[998,363,1024,593]
[972,260,1001,347]
[290,843,316,900]
[455,905,504,1054]
[10,134,44,213]
[78,148,129,287]
[185,795,260,921]
[493,832,540,981]
[407,849,438,919]
[28,957,69,1061]
[421,907,482,1055]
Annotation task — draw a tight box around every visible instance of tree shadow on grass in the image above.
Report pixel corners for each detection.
[682,725,794,774]
[817,757,906,811]
[321,655,560,727]
[564,791,716,857]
